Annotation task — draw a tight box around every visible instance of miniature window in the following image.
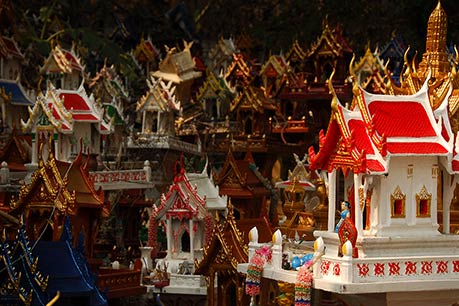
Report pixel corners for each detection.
[390,185,405,218]
[432,165,438,179]
[407,164,413,178]
[180,231,190,252]
[416,185,431,218]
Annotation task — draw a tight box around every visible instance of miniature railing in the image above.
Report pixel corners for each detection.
[98,268,145,299]
[89,161,153,190]
[89,169,147,184]
[318,255,459,284]
[128,135,201,154]
[270,118,309,133]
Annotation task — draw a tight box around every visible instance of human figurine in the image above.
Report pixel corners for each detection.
[335,201,351,232]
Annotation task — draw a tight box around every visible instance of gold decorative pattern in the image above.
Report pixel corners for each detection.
[390,185,406,218]
[416,185,432,217]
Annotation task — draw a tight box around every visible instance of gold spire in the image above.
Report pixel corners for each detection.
[418,0,449,78]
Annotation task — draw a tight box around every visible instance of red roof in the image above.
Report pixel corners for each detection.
[2,37,23,59]
[387,142,449,154]
[347,118,375,154]
[368,101,436,137]
[72,113,98,122]
[59,92,90,111]
[64,50,83,71]
[360,81,450,156]
[309,78,452,174]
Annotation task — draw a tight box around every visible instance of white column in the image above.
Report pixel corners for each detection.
[32,130,37,164]
[142,111,146,133]
[328,169,337,232]
[354,173,363,236]
[54,135,59,160]
[166,218,172,259]
[189,219,194,261]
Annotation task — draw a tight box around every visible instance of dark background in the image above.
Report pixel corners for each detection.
[3,0,459,81]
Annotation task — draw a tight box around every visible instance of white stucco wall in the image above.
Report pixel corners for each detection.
[374,156,439,237]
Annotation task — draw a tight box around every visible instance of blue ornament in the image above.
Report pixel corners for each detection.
[291,256,301,270]
[302,253,314,264]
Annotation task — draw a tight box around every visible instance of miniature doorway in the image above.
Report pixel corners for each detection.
[180,230,190,253]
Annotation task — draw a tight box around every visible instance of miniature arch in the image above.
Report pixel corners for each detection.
[416,185,431,218]
[390,185,406,218]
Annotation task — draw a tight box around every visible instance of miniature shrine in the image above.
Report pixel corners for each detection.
[143,157,226,304]
[3,1,459,305]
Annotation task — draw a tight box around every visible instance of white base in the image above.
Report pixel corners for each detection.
[327,289,459,306]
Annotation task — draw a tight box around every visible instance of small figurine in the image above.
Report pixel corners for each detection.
[335,201,351,232]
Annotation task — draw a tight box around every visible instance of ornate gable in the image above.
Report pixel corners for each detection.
[225,53,252,86]
[308,20,352,59]
[89,63,129,104]
[136,77,180,113]
[259,55,287,79]
[214,148,248,188]
[349,48,393,95]
[195,204,248,274]
[8,148,77,242]
[230,85,276,113]
[286,40,307,65]
[21,83,73,134]
[197,69,234,101]
[309,77,386,175]
[153,160,207,221]
[153,41,202,84]
[0,133,31,171]
[40,44,83,75]
[133,37,159,64]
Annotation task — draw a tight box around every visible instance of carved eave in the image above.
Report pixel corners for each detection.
[21,85,73,133]
[136,77,179,112]
[230,86,274,113]
[90,64,129,101]
[286,40,307,62]
[40,44,84,75]
[197,69,232,101]
[133,37,159,63]
[10,151,76,215]
[195,203,247,274]
[65,151,106,212]
[153,163,207,220]
[259,55,287,78]
[225,53,252,84]
[214,148,247,187]
[307,19,352,59]
[309,75,387,175]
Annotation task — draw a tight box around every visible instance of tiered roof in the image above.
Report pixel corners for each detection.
[0,79,34,106]
[152,162,208,220]
[196,69,234,101]
[40,44,84,74]
[0,36,24,60]
[133,37,160,64]
[22,83,73,134]
[309,74,454,175]
[307,19,352,59]
[230,85,276,113]
[195,204,248,273]
[136,77,180,112]
[214,149,271,198]
[152,41,202,84]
